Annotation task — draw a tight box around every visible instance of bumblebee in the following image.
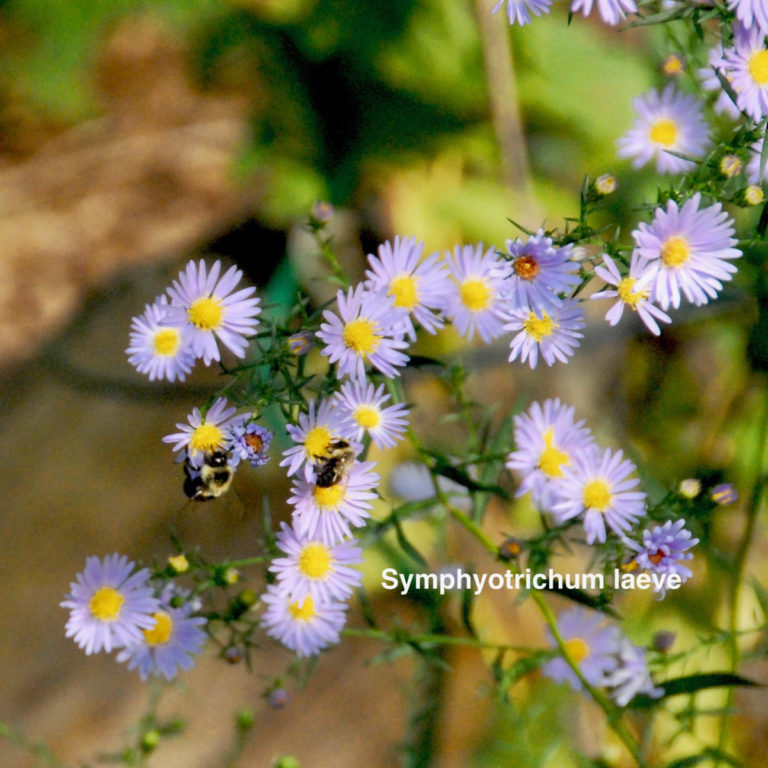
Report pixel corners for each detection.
[313,439,356,488]
[183,451,235,501]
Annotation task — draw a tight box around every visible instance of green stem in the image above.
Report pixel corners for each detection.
[716,381,768,763]
[0,719,72,768]
[444,503,646,766]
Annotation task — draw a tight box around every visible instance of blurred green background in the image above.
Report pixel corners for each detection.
[0,1,765,767]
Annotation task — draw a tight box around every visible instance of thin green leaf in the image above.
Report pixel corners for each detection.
[391,513,429,568]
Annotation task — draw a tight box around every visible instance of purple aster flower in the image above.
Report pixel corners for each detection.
[287,331,315,356]
[625,519,698,598]
[317,284,410,381]
[333,380,410,449]
[492,0,552,26]
[116,601,207,681]
[504,298,585,369]
[289,461,380,545]
[229,420,273,468]
[605,638,663,706]
[364,236,450,341]
[61,554,160,655]
[260,582,348,657]
[506,399,595,514]
[164,259,261,365]
[711,483,738,505]
[728,0,768,36]
[721,24,768,122]
[591,253,671,336]
[501,230,580,311]
[552,447,646,544]
[280,398,359,481]
[162,397,239,468]
[631,193,741,311]
[570,0,637,25]
[542,608,622,691]
[441,243,510,344]
[269,523,363,603]
[617,85,710,174]
[126,296,195,382]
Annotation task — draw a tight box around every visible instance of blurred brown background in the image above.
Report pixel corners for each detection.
[1,3,766,767]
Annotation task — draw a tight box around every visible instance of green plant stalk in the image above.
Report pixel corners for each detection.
[445,502,647,767]
[716,381,768,764]
[0,719,72,768]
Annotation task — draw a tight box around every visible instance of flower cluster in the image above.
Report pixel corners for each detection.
[126,259,262,381]
[162,396,273,498]
[506,399,699,569]
[61,554,206,681]
[543,608,663,706]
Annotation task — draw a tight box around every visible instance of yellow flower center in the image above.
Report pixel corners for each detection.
[143,611,173,645]
[153,328,181,357]
[314,484,345,509]
[298,543,333,579]
[662,54,684,76]
[88,586,125,622]
[649,118,678,147]
[539,427,569,478]
[563,637,590,664]
[617,277,647,309]
[513,255,540,281]
[343,318,381,357]
[748,49,768,85]
[189,423,225,454]
[583,479,612,512]
[188,296,224,331]
[304,426,332,460]
[660,234,691,268]
[354,405,380,430]
[459,277,491,312]
[389,273,420,310]
[289,595,317,622]
[523,311,556,341]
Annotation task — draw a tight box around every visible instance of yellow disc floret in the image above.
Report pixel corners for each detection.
[343,318,381,357]
[89,586,125,622]
[649,118,679,147]
[538,427,569,478]
[583,479,612,512]
[190,423,225,454]
[298,543,333,580]
[661,235,691,268]
[354,405,380,430]
[188,296,224,331]
[617,277,648,309]
[523,311,556,341]
[459,277,492,312]
[143,612,173,645]
[748,49,768,85]
[314,484,345,509]
[289,595,317,622]
[563,637,590,664]
[153,328,181,357]
[389,273,420,310]
[304,426,332,460]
